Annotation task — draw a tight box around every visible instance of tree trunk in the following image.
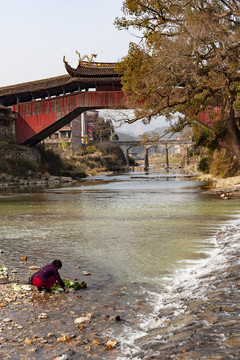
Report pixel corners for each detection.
[220,108,240,162]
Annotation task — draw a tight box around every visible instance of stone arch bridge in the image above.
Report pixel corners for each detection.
[114,139,194,170]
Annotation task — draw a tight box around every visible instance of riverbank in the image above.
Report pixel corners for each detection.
[0,173,77,190]
[197,174,240,199]
[0,170,239,360]
[133,245,240,359]
[0,272,124,360]
[0,239,239,360]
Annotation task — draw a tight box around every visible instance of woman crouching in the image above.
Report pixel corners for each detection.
[32,259,68,292]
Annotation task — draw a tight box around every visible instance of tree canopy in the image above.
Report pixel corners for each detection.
[92,117,114,143]
[115,0,240,159]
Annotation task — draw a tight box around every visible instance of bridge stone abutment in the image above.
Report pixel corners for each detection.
[144,145,154,171]
[118,145,131,166]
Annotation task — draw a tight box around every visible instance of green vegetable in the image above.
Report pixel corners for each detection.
[50,279,86,293]
[63,279,87,290]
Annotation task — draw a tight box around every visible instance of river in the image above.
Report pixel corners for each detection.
[0,167,240,358]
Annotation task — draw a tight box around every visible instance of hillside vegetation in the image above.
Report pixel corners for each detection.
[0,135,127,180]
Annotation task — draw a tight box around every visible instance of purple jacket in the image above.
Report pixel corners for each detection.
[33,263,65,288]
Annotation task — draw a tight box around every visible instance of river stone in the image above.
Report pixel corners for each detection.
[218,319,238,326]
[135,327,170,345]
[169,331,192,343]
[105,340,118,348]
[20,256,27,261]
[2,317,11,322]
[38,313,48,319]
[167,316,196,328]
[82,271,91,276]
[57,334,71,342]
[55,355,68,360]
[74,317,91,324]
[25,337,32,344]
[222,306,236,312]
[29,266,40,271]
[174,351,202,359]
[204,316,219,324]
[224,336,240,347]
[203,357,225,360]
[92,339,103,346]
[186,300,206,312]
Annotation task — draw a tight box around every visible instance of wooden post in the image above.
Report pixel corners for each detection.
[144,147,149,170]
[185,147,189,166]
[165,145,169,168]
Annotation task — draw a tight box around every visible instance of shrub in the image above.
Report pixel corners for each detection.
[85,145,98,154]
[38,146,64,176]
[198,157,210,173]
[128,156,136,166]
[209,148,240,178]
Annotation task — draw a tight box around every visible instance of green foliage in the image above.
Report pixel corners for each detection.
[192,123,218,152]
[198,157,210,174]
[85,145,98,154]
[92,117,114,143]
[38,145,64,176]
[128,155,136,166]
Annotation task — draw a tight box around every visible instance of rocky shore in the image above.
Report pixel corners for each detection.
[197,174,240,199]
[1,243,239,360]
[0,272,124,360]
[0,173,239,360]
[133,250,240,359]
[0,172,77,190]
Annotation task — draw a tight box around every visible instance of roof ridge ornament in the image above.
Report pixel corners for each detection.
[75,51,98,66]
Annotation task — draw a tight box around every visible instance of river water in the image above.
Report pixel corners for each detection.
[1,168,240,358]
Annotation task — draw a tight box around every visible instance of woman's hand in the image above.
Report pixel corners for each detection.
[64,287,69,292]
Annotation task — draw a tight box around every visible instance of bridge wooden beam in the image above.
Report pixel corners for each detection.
[22,107,87,146]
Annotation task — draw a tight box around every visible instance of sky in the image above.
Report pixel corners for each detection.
[0,0,167,133]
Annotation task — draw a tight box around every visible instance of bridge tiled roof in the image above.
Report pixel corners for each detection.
[64,60,119,78]
[0,75,74,96]
[0,74,121,97]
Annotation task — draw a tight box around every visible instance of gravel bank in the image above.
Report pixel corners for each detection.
[133,251,240,359]
[0,275,124,360]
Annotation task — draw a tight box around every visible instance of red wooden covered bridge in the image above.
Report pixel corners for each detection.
[0,56,125,146]
[0,54,230,147]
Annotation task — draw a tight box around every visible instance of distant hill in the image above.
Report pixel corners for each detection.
[115,126,182,141]
[143,126,179,139]
[115,131,140,141]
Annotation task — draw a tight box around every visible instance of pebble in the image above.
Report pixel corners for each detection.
[3,318,12,322]
[25,337,32,344]
[38,313,48,319]
[82,270,91,276]
[74,317,91,324]
[55,355,68,360]
[57,334,71,342]
[105,340,118,348]
[20,256,27,261]
[28,266,40,270]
